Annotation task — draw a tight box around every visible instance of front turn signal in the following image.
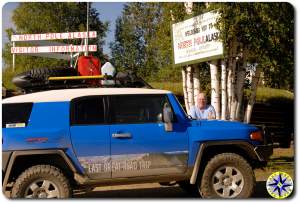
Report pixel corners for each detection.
[250,131,263,141]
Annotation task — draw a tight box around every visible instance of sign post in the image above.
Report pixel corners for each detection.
[12,42,15,71]
[85,2,89,56]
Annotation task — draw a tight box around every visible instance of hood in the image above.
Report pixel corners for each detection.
[191,119,257,129]
[188,119,259,142]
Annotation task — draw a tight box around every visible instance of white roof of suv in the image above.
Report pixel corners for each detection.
[3,88,171,104]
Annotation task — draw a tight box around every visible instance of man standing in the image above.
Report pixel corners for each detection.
[189,93,216,120]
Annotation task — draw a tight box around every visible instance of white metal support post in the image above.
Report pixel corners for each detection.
[12,41,15,71]
[84,2,89,56]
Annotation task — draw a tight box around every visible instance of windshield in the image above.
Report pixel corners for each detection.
[172,95,191,120]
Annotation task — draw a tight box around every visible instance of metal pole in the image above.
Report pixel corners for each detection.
[12,42,15,71]
[84,2,89,56]
[70,52,73,67]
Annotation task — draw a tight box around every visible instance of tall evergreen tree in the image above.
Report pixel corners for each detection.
[110,3,162,79]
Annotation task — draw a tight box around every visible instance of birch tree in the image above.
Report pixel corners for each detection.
[220,60,227,120]
[228,41,238,120]
[181,67,189,111]
[186,66,194,111]
[210,60,220,119]
[183,2,194,113]
[211,2,291,122]
[244,66,261,123]
[235,47,248,120]
[193,64,201,104]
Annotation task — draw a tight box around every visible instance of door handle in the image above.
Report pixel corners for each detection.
[112,133,132,139]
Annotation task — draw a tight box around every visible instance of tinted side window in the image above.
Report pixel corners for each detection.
[71,96,105,125]
[2,103,33,128]
[111,95,171,124]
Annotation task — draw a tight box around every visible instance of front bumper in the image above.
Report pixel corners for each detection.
[254,144,273,161]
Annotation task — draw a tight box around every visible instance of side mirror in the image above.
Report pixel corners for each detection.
[157,113,163,122]
[163,103,173,131]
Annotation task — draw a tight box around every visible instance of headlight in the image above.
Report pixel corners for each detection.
[250,131,263,141]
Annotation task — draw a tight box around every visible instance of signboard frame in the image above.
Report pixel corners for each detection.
[11,45,97,54]
[11,31,97,42]
[10,31,98,70]
[171,10,224,67]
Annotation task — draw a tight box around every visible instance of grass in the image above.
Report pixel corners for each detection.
[149,82,183,96]
[255,87,294,103]
[149,82,294,102]
[255,145,294,181]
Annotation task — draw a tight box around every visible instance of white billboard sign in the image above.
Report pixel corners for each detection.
[11,31,97,42]
[11,45,97,54]
[172,11,223,66]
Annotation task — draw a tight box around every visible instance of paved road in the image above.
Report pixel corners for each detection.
[74,181,271,199]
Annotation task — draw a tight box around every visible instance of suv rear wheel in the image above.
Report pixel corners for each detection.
[199,153,255,198]
[11,165,71,198]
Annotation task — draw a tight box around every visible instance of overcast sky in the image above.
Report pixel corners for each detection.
[2,2,124,56]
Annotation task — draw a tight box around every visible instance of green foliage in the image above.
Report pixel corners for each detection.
[4,2,294,92]
[150,2,205,81]
[110,2,294,93]
[110,3,162,79]
[251,87,294,103]
[149,82,183,96]
[2,68,18,90]
[110,2,209,81]
[3,2,108,89]
[210,2,294,91]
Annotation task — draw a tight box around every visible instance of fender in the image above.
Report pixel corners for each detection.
[2,149,78,192]
[189,141,259,184]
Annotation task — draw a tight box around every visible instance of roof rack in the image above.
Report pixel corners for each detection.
[23,73,153,93]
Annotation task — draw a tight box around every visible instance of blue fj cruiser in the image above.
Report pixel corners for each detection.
[2,88,273,198]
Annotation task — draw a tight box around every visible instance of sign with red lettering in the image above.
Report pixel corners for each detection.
[11,45,97,54]
[172,11,223,66]
[11,31,97,42]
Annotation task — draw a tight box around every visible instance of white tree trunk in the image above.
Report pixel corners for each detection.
[182,67,189,112]
[228,60,238,120]
[210,60,220,119]
[226,42,234,116]
[244,68,261,123]
[227,63,232,116]
[221,60,227,120]
[235,53,247,121]
[183,2,194,113]
[186,66,194,110]
[193,65,200,104]
[229,41,238,120]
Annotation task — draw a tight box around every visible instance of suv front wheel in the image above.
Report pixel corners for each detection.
[11,165,71,198]
[199,153,255,198]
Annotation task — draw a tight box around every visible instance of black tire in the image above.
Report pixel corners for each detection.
[12,67,77,89]
[178,181,199,196]
[11,165,71,199]
[199,153,255,199]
